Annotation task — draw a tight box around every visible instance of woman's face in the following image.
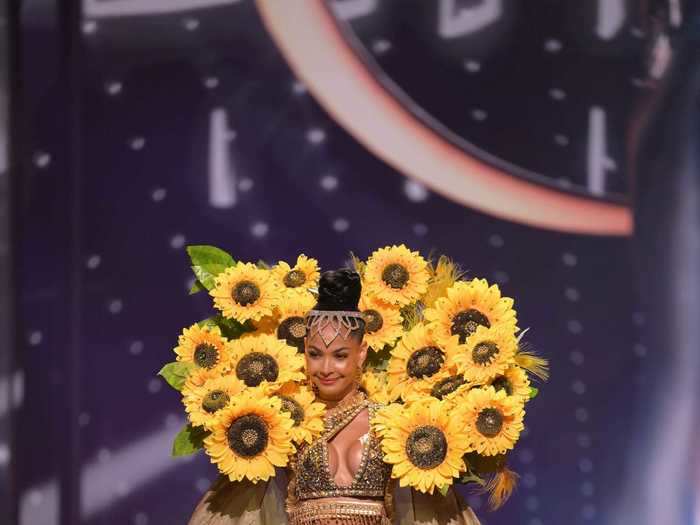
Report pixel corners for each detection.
[304,324,367,402]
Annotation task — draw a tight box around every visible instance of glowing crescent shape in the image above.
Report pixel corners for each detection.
[256,0,633,236]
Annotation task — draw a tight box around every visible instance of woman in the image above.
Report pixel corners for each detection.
[190,269,481,525]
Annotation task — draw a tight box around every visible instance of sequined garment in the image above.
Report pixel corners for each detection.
[288,391,392,524]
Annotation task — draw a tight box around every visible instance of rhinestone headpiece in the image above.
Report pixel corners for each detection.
[304,309,365,346]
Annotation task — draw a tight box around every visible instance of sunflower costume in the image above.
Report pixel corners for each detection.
[157,245,547,525]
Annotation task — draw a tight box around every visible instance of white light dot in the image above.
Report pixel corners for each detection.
[549,88,566,100]
[33,152,51,168]
[133,512,149,525]
[631,77,648,88]
[108,299,123,314]
[306,128,326,144]
[250,222,269,238]
[129,340,144,355]
[28,331,43,346]
[577,433,592,448]
[522,473,537,489]
[404,180,429,202]
[98,448,111,463]
[203,76,219,89]
[488,234,504,248]
[86,254,101,269]
[78,412,90,427]
[471,109,488,121]
[562,252,578,267]
[170,234,186,249]
[332,218,350,232]
[238,178,254,192]
[151,188,167,202]
[564,287,580,301]
[105,81,122,96]
[518,448,534,464]
[570,350,584,366]
[292,80,307,95]
[129,137,146,150]
[581,481,595,497]
[544,38,563,53]
[493,271,509,284]
[320,174,338,191]
[632,312,645,325]
[28,490,43,507]
[582,504,597,520]
[579,458,594,473]
[572,380,586,395]
[148,378,162,394]
[83,20,98,34]
[554,134,570,146]
[567,319,583,334]
[575,407,589,423]
[183,17,199,30]
[195,478,211,493]
[525,496,539,511]
[633,343,647,357]
[165,413,180,428]
[464,60,481,73]
[413,223,428,236]
[630,27,645,38]
[0,443,10,466]
[372,39,392,54]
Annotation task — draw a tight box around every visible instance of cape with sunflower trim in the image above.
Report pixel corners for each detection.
[158,244,548,513]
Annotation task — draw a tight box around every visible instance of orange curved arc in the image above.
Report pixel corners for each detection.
[256,0,633,236]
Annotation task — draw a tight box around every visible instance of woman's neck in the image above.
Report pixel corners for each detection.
[319,385,361,410]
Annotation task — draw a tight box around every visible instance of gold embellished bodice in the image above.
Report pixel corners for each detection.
[294,393,392,501]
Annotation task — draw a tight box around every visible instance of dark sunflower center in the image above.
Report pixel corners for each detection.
[430,374,467,400]
[194,343,219,369]
[405,425,448,469]
[406,346,445,379]
[451,309,490,343]
[283,270,306,288]
[362,309,384,333]
[227,414,269,457]
[235,352,279,387]
[381,263,410,289]
[278,395,305,426]
[476,408,504,438]
[202,389,230,413]
[232,280,261,306]
[277,316,307,352]
[472,341,499,365]
[491,375,513,395]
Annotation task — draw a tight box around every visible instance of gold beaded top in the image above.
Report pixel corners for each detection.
[293,391,392,501]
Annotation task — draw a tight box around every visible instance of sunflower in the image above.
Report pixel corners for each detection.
[210,262,281,323]
[463,386,525,456]
[272,254,320,297]
[275,292,315,352]
[403,366,471,406]
[362,370,394,404]
[181,369,246,429]
[250,314,279,336]
[273,382,325,444]
[203,391,295,483]
[363,245,429,307]
[424,278,517,347]
[373,398,471,494]
[454,325,517,384]
[174,323,230,371]
[358,294,403,352]
[387,324,458,401]
[227,333,305,389]
[489,365,531,402]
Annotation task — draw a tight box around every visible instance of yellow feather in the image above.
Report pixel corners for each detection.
[422,256,463,308]
[515,343,550,381]
[483,465,519,510]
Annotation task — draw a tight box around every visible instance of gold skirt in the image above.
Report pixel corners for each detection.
[287,499,390,525]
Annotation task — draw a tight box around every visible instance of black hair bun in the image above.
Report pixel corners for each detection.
[314,269,362,311]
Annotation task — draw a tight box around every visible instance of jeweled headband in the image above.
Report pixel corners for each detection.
[304,309,365,346]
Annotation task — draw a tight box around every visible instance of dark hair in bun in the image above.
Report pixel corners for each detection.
[314,269,362,311]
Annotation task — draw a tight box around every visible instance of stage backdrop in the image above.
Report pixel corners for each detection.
[13,1,697,525]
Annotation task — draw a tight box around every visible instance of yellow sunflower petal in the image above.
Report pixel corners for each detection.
[363,245,429,307]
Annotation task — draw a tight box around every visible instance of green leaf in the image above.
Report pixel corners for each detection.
[529,387,539,399]
[172,424,210,457]
[186,245,235,290]
[437,484,450,497]
[158,361,195,391]
[457,471,486,486]
[189,279,207,295]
